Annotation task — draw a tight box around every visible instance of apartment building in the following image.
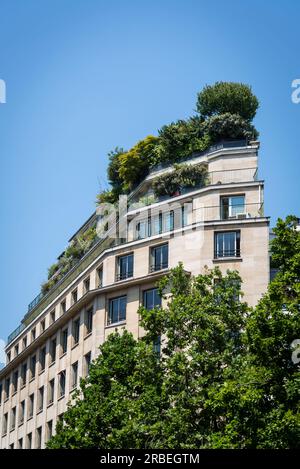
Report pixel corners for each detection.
[0,139,270,449]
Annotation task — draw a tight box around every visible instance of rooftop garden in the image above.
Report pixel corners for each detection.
[40,82,259,297]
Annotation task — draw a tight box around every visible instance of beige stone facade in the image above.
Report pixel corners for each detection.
[0,141,270,449]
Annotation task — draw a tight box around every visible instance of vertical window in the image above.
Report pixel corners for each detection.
[150,244,168,272]
[50,310,55,324]
[0,383,2,405]
[4,377,10,399]
[162,211,174,232]
[71,362,78,390]
[72,318,80,345]
[220,195,245,220]
[143,288,161,310]
[117,254,133,280]
[39,347,46,372]
[60,300,66,314]
[40,319,46,333]
[136,218,151,240]
[61,328,68,355]
[84,352,91,377]
[48,379,55,405]
[181,204,189,227]
[14,344,19,357]
[19,400,25,425]
[28,394,34,419]
[46,420,53,442]
[36,427,42,449]
[31,328,36,342]
[38,386,44,412]
[152,214,162,236]
[49,337,57,364]
[22,336,27,350]
[214,231,241,258]
[12,370,18,394]
[18,438,23,449]
[97,266,103,287]
[58,371,66,398]
[10,407,16,431]
[21,362,27,387]
[71,288,78,305]
[7,351,11,363]
[108,296,127,325]
[2,412,8,435]
[30,355,36,380]
[84,308,93,335]
[26,432,32,449]
[83,276,90,293]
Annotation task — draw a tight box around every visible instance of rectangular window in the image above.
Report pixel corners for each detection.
[4,377,10,400]
[84,308,93,335]
[143,288,161,310]
[38,386,44,412]
[19,400,25,425]
[83,276,90,294]
[49,337,57,364]
[0,383,2,405]
[10,407,16,431]
[72,318,80,345]
[39,347,46,372]
[71,362,78,389]
[150,244,168,272]
[117,253,133,281]
[50,310,55,324]
[28,394,34,419]
[58,371,66,398]
[220,195,245,220]
[31,328,36,342]
[97,266,103,287]
[26,432,32,449]
[14,344,19,357]
[2,413,8,435]
[40,319,46,333]
[108,296,127,325]
[61,328,68,355]
[21,362,27,387]
[22,336,27,350]
[30,355,36,380]
[12,370,18,394]
[36,427,42,449]
[84,352,91,377]
[181,204,190,227]
[214,231,241,258]
[18,438,23,449]
[136,218,151,240]
[46,420,53,442]
[60,300,66,315]
[162,210,174,232]
[48,379,55,405]
[71,288,78,305]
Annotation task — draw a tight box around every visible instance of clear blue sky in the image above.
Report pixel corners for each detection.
[0,0,299,343]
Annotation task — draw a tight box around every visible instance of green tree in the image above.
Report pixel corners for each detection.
[197,81,259,121]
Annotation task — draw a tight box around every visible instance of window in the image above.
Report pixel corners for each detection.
[136,217,151,239]
[14,344,19,357]
[30,355,36,380]
[50,310,55,324]
[4,377,10,400]
[108,296,126,325]
[116,253,133,281]
[38,386,44,412]
[97,266,103,287]
[26,432,32,449]
[61,328,68,355]
[19,400,25,425]
[7,351,11,363]
[21,362,27,387]
[58,370,66,398]
[31,327,36,342]
[36,427,42,449]
[71,288,78,304]
[48,379,55,405]
[162,211,174,232]
[60,300,66,314]
[181,203,190,227]
[49,337,57,364]
[84,308,93,335]
[18,438,23,449]
[83,276,90,293]
[143,288,161,310]
[12,370,18,394]
[28,394,34,419]
[40,319,46,333]
[46,420,53,441]
[71,362,78,389]
[9,443,14,449]
[2,413,8,435]
[214,231,241,258]
[10,407,16,431]
[220,195,245,220]
[0,383,2,405]
[72,318,80,345]
[22,336,27,350]
[84,352,91,377]
[150,244,168,272]
[39,347,46,372]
